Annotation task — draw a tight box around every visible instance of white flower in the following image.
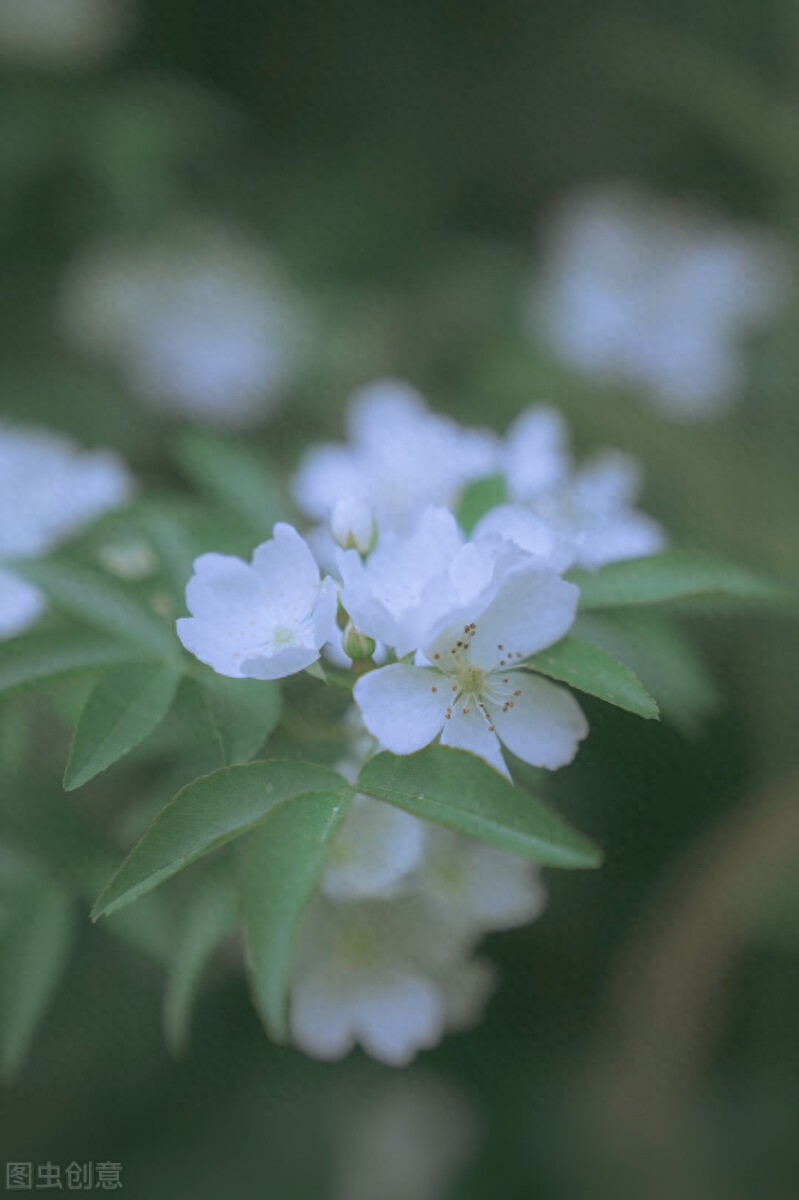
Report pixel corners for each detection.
[321,794,426,902]
[418,826,547,935]
[0,0,132,67]
[0,424,132,639]
[531,182,790,419]
[329,496,376,555]
[289,894,478,1066]
[176,524,337,680]
[58,223,302,426]
[354,560,587,777]
[476,406,665,569]
[291,379,499,532]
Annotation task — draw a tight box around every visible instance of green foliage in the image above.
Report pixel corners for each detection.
[175,429,292,542]
[163,856,241,1056]
[91,761,353,919]
[244,790,354,1041]
[357,745,603,868]
[12,557,180,658]
[64,661,184,790]
[0,632,139,695]
[571,549,786,611]
[526,636,660,720]
[197,670,282,766]
[0,869,74,1081]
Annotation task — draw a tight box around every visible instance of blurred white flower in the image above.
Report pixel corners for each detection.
[0,0,132,67]
[321,794,426,901]
[292,378,499,532]
[476,405,666,569]
[58,223,303,426]
[176,523,337,680]
[330,1073,479,1200]
[531,182,790,419]
[354,559,586,777]
[0,423,132,638]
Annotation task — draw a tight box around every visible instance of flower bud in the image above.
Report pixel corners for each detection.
[330,496,376,555]
[342,621,376,662]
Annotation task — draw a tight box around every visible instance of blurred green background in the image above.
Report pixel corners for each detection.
[2,1,799,1197]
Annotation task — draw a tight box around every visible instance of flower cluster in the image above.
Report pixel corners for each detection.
[58,221,303,426]
[0,423,131,638]
[530,182,790,420]
[288,724,547,1065]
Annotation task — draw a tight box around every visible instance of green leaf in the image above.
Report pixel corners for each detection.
[163,858,240,1055]
[357,745,603,868]
[572,611,720,735]
[456,474,508,535]
[0,874,73,1080]
[12,558,180,658]
[64,661,184,790]
[0,632,139,695]
[526,637,659,720]
[176,429,291,540]
[91,760,352,919]
[198,671,282,765]
[244,789,353,1041]
[571,550,785,612]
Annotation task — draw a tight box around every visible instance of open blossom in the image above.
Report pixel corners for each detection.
[176,524,337,680]
[354,561,587,777]
[58,222,302,426]
[292,379,498,533]
[475,405,665,569]
[530,182,790,419]
[0,0,133,67]
[0,424,131,638]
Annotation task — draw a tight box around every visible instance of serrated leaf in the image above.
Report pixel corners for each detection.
[163,858,240,1055]
[572,611,721,735]
[64,661,184,790]
[357,745,602,868]
[244,789,353,1041]
[199,671,282,765]
[92,760,352,919]
[571,549,785,611]
[456,474,508,535]
[12,558,180,658]
[0,874,73,1080]
[176,429,291,540]
[526,636,659,720]
[0,632,139,695]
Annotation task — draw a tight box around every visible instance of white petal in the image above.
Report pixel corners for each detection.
[241,643,322,680]
[472,505,576,572]
[0,569,46,639]
[250,524,321,623]
[492,673,588,769]
[577,513,666,569]
[290,973,357,1061]
[440,704,509,778]
[468,567,579,670]
[354,665,447,755]
[291,445,364,520]
[322,795,426,900]
[354,971,446,1065]
[313,575,339,648]
[503,406,569,501]
[175,615,247,678]
[185,553,261,619]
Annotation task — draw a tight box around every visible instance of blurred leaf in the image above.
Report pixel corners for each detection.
[0,873,73,1080]
[571,551,785,612]
[357,746,603,868]
[92,761,352,919]
[0,632,138,695]
[573,611,721,735]
[163,858,241,1056]
[244,790,353,1042]
[13,558,180,659]
[64,661,184,791]
[175,430,292,541]
[457,474,508,535]
[526,637,659,720]
[197,671,282,766]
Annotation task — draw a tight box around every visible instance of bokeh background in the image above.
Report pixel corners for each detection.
[2,1,799,1197]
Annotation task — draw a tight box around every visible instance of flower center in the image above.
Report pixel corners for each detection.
[272,624,295,646]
